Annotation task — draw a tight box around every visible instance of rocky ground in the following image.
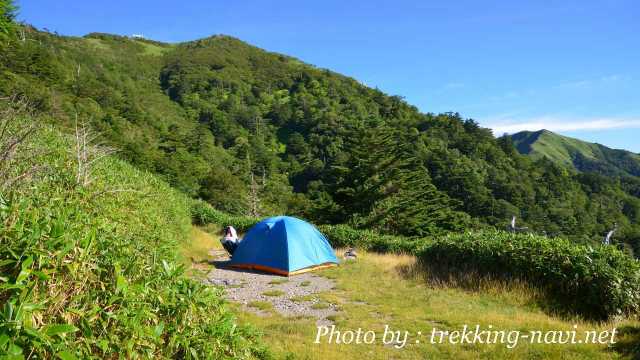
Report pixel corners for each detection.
[205,249,340,325]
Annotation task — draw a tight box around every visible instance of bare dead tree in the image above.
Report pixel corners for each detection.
[507,216,529,233]
[74,115,115,187]
[72,116,144,202]
[603,223,618,245]
[18,27,26,42]
[0,96,42,192]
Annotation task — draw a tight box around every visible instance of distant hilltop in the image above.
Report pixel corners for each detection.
[507,129,640,177]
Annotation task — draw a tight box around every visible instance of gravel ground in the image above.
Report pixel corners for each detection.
[205,250,340,325]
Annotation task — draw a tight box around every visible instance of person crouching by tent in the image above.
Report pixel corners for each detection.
[221,225,240,256]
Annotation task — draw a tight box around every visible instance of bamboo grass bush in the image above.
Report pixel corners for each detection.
[190,201,427,253]
[0,124,269,358]
[191,201,640,320]
[419,231,640,320]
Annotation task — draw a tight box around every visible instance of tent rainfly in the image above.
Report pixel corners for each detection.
[228,216,339,276]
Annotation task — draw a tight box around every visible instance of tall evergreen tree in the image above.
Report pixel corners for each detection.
[327,122,470,236]
[0,0,16,34]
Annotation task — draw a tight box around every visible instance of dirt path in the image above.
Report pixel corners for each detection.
[205,250,340,325]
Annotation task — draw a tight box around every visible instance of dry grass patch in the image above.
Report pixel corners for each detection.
[290,294,316,303]
[233,249,639,359]
[179,226,224,277]
[262,290,285,297]
[182,227,220,261]
[311,302,330,310]
[248,301,273,312]
[268,278,289,285]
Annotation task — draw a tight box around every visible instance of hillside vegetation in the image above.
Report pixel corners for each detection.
[1,4,640,358]
[193,202,640,320]
[1,22,640,252]
[233,250,637,359]
[0,105,266,357]
[509,130,640,178]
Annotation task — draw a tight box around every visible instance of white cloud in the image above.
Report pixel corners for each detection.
[554,79,592,89]
[551,74,630,90]
[601,74,621,82]
[444,82,465,89]
[485,116,640,135]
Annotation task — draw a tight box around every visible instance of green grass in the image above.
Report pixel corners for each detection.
[420,231,640,320]
[262,290,285,297]
[83,37,110,51]
[510,129,640,175]
[290,295,316,303]
[511,130,598,166]
[299,281,311,287]
[248,301,274,312]
[136,40,174,56]
[310,302,330,310]
[234,250,639,359]
[535,130,599,166]
[0,124,267,358]
[268,279,289,285]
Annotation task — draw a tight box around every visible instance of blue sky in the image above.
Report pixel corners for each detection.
[18,0,640,152]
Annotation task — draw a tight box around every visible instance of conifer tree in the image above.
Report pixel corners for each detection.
[0,0,16,41]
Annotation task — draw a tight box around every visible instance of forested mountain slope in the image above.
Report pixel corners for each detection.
[509,129,640,177]
[1,25,639,253]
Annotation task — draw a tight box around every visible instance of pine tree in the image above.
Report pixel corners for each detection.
[330,122,469,235]
[0,0,16,41]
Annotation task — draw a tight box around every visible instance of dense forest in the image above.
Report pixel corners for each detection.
[1,10,639,253]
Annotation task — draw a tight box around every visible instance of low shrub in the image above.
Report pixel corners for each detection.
[190,203,640,320]
[190,202,428,253]
[317,224,427,253]
[191,200,257,232]
[419,231,640,320]
[0,126,268,358]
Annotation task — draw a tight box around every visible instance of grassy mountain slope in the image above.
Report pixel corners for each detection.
[1,25,640,250]
[0,111,266,357]
[509,130,640,177]
[1,9,640,358]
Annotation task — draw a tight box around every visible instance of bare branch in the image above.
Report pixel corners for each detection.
[73,115,115,187]
[0,96,42,192]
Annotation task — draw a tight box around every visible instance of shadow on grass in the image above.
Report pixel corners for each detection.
[396,258,578,322]
[610,326,640,358]
[210,260,289,277]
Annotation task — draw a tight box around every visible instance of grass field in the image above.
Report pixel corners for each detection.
[200,245,638,359]
[180,226,640,359]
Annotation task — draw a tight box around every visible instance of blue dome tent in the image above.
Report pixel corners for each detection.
[228,216,339,276]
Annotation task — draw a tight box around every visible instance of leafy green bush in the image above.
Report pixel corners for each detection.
[4,25,640,248]
[191,201,426,253]
[0,126,268,358]
[419,231,640,320]
[192,201,640,319]
[191,200,258,232]
[317,224,427,253]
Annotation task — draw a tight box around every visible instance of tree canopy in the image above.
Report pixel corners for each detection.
[1,26,638,254]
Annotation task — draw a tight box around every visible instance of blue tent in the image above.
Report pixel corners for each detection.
[228,216,339,276]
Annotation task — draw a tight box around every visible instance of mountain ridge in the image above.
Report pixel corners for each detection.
[2,25,640,251]
[508,129,640,177]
